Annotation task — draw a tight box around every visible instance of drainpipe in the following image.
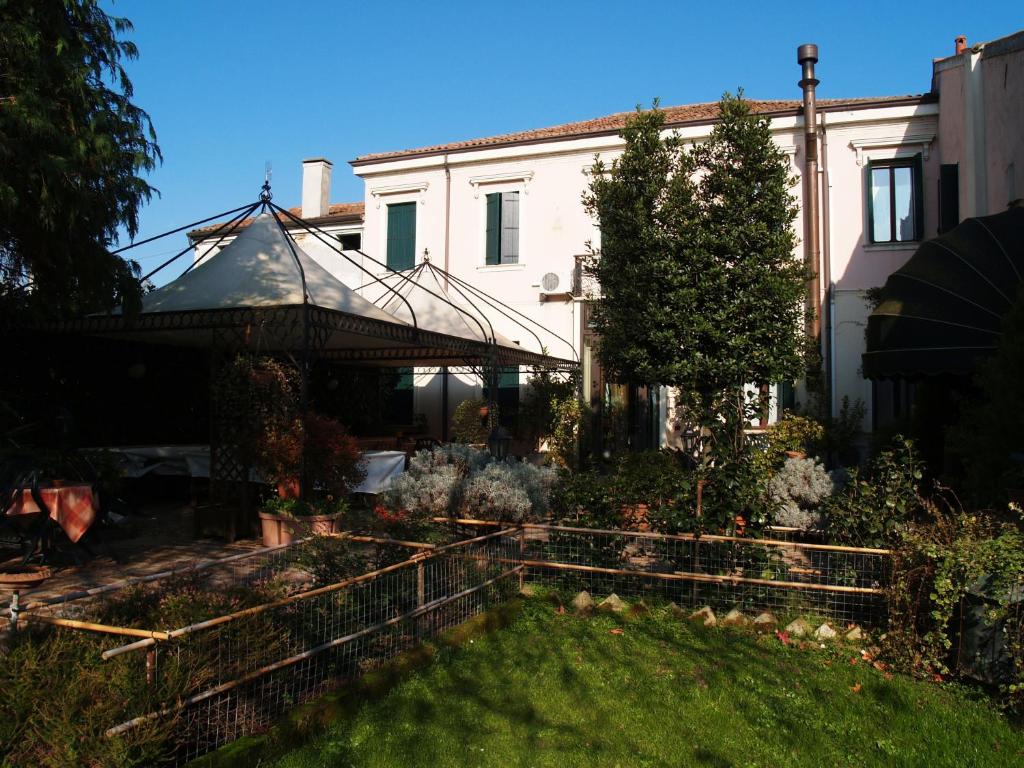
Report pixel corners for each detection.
[442,154,451,440]
[443,154,451,288]
[820,112,834,419]
[798,44,822,345]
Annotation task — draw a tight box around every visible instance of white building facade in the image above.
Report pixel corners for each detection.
[191,30,1023,448]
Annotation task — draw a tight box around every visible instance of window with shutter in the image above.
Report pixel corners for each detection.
[386,202,416,270]
[484,192,519,265]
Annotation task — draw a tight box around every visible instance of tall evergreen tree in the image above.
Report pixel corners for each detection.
[584,93,806,449]
[0,0,161,323]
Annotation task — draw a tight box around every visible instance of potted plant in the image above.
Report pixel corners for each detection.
[256,411,365,546]
[258,417,304,499]
[258,495,349,546]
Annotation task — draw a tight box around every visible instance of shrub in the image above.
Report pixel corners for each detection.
[767,456,832,530]
[767,412,824,456]
[294,535,367,586]
[302,412,365,494]
[382,463,464,519]
[0,576,285,767]
[450,399,492,444]
[768,457,833,508]
[886,495,1024,713]
[699,443,773,534]
[378,444,557,524]
[552,470,618,529]
[461,463,533,521]
[610,450,696,533]
[823,436,924,547]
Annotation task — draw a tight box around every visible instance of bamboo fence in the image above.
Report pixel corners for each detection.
[6,522,891,764]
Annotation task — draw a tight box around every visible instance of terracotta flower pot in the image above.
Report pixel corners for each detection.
[784,450,807,460]
[0,565,52,588]
[258,510,343,547]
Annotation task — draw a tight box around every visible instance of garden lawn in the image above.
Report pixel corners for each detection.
[269,598,1023,768]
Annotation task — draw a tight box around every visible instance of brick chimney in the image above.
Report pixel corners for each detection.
[301,158,332,219]
[955,35,968,55]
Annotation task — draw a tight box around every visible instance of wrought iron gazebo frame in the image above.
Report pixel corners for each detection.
[42,183,577,524]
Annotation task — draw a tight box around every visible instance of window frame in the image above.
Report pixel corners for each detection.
[866,154,924,245]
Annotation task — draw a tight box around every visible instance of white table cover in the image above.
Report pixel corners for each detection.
[352,450,406,494]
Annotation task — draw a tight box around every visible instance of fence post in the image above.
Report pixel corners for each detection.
[8,590,19,634]
[691,539,700,609]
[416,560,425,641]
[145,645,159,688]
[518,526,526,592]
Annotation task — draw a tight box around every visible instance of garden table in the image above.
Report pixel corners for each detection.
[4,483,98,544]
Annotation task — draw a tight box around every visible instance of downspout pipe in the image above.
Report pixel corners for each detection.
[442,154,451,439]
[820,112,834,419]
[798,44,822,345]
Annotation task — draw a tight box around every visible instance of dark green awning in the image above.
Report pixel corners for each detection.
[863,206,1024,379]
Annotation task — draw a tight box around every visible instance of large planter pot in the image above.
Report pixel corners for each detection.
[258,510,343,547]
[0,565,51,589]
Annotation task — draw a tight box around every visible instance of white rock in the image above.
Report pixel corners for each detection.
[785,618,813,638]
[570,590,595,612]
[688,606,717,627]
[844,625,865,642]
[815,623,838,640]
[721,609,751,628]
[753,612,779,632]
[597,593,627,613]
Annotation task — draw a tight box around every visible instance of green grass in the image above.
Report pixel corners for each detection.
[265,598,1023,768]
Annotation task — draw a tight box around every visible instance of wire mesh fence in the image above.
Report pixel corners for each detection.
[7,521,888,764]
[94,528,522,765]
[520,524,889,627]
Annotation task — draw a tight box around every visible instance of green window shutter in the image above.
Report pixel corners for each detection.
[501,191,519,264]
[387,203,416,270]
[498,365,518,388]
[485,193,501,265]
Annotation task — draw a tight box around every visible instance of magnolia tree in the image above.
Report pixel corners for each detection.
[583,93,807,459]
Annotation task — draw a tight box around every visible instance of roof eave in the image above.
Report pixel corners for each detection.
[349,94,936,167]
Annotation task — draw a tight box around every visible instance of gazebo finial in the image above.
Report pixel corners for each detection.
[260,162,273,203]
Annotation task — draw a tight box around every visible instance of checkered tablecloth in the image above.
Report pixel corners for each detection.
[5,484,98,543]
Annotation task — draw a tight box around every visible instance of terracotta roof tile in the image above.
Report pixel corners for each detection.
[352,95,929,164]
[188,202,364,239]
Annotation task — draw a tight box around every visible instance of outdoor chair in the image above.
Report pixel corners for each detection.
[0,456,55,564]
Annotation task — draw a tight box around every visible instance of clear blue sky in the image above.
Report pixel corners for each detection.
[111,0,1022,282]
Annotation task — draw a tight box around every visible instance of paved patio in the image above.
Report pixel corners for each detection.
[0,502,264,612]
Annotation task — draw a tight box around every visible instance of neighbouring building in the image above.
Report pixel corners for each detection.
[190,29,1024,449]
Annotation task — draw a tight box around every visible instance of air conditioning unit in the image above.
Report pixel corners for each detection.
[538,269,573,296]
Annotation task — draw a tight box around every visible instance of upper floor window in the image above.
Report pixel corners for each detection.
[386,202,416,270]
[867,156,923,244]
[485,191,519,265]
[338,232,361,251]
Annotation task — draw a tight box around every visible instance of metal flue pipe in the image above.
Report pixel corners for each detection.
[798,43,822,343]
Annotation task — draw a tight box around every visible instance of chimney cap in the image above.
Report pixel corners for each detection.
[955,35,968,55]
[797,43,819,64]
[302,157,333,166]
